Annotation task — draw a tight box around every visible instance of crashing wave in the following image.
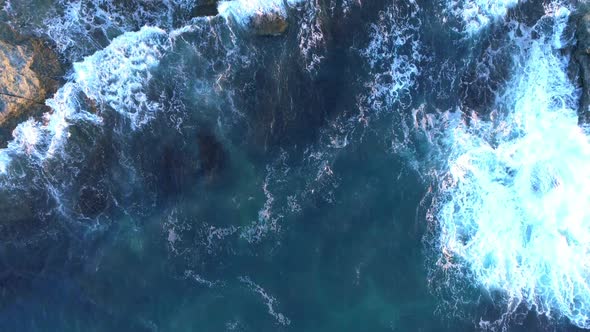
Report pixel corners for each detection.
[431,5,590,329]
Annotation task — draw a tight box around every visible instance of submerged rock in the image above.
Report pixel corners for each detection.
[197,131,226,179]
[192,0,219,17]
[0,25,64,147]
[575,11,590,124]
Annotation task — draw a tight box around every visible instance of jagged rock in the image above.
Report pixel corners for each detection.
[0,25,64,147]
[0,41,44,118]
[575,11,590,124]
[250,11,289,36]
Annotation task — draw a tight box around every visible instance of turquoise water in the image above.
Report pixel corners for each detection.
[0,0,589,331]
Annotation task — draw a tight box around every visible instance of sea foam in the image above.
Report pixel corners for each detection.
[433,5,590,328]
[218,0,302,26]
[447,0,518,33]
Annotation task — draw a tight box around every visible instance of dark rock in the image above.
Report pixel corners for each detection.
[197,131,226,179]
[575,11,590,124]
[250,11,289,36]
[191,0,219,17]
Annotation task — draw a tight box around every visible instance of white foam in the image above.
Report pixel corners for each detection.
[2,0,12,15]
[42,0,119,60]
[360,2,422,114]
[297,0,327,73]
[38,0,195,60]
[218,0,302,26]
[434,6,590,328]
[74,26,169,128]
[238,276,291,326]
[447,0,518,34]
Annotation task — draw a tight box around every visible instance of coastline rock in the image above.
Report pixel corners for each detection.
[250,11,289,36]
[575,11,590,124]
[0,25,64,147]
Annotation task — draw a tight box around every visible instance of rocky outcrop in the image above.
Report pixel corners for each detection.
[249,11,289,36]
[0,25,64,147]
[575,11,590,125]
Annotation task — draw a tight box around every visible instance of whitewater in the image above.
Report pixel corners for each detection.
[431,2,590,330]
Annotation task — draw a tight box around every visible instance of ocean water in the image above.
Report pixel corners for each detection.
[0,0,589,331]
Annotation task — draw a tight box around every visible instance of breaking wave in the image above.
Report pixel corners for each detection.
[430,4,590,329]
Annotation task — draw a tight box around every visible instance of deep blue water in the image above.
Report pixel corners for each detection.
[0,0,589,331]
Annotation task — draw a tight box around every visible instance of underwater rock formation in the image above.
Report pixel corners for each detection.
[192,0,219,17]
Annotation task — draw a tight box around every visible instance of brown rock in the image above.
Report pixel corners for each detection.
[0,25,64,147]
[0,41,45,119]
[250,11,289,36]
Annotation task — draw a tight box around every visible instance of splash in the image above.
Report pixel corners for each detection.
[432,5,590,328]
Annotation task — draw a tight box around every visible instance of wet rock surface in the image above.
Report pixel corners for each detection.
[0,24,64,147]
[575,9,590,124]
[250,11,289,36]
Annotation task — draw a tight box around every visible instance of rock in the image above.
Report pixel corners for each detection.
[575,12,590,125]
[0,25,64,147]
[191,0,219,17]
[0,41,44,120]
[250,11,289,36]
[216,1,289,36]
